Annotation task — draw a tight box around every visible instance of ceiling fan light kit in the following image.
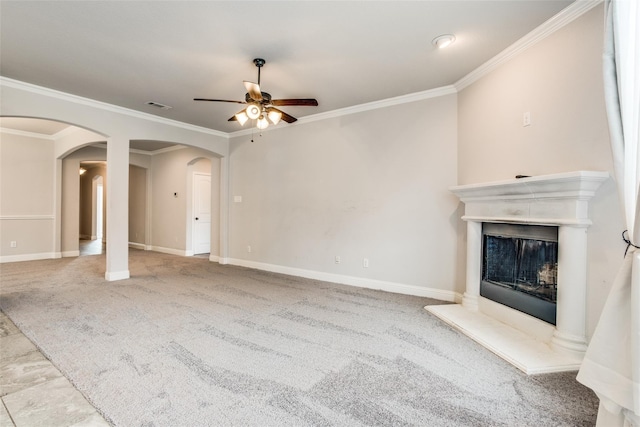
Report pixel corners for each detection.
[195,58,319,131]
[268,109,282,125]
[235,111,249,126]
[245,104,261,120]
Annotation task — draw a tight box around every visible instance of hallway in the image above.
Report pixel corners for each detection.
[79,239,104,256]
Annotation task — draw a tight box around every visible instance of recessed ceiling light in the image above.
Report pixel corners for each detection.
[432,34,456,49]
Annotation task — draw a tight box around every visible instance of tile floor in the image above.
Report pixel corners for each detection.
[0,312,109,427]
[79,239,104,256]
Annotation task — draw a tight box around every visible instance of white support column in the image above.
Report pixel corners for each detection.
[53,158,62,258]
[462,220,482,311]
[105,136,130,281]
[551,225,589,357]
[216,156,229,265]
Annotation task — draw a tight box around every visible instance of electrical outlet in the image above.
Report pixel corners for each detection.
[363,258,369,268]
[10,241,17,248]
[247,245,252,253]
[523,111,531,127]
[335,256,341,264]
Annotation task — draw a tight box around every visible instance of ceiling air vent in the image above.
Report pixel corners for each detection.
[146,101,172,110]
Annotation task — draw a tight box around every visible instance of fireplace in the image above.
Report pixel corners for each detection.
[426,171,609,374]
[481,223,558,325]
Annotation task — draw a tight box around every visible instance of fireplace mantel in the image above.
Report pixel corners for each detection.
[427,171,609,374]
[450,170,610,226]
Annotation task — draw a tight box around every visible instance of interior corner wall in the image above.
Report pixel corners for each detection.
[456,5,624,338]
[0,132,55,260]
[228,94,459,296]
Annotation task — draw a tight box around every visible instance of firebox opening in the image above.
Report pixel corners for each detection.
[481,223,558,325]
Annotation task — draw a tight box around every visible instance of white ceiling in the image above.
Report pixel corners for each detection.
[1,1,575,134]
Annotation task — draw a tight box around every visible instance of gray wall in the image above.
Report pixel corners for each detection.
[129,165,146,245]
[0,132,55,258]
[229,94,459,294]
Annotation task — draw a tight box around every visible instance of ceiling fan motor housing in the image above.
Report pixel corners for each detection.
[245,92,272,104]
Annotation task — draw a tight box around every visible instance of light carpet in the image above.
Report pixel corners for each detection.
[0,250,598,426]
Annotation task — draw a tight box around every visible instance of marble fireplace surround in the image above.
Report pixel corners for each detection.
[426,171,610,374]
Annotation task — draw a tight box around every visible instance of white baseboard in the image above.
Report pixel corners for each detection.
[149,245,188,257]
[209,254,220,262]
[105,270,130,281]
[226,258,458,301]
[128,242,146,250]
[62,250,80,257]
[0,252,57,263]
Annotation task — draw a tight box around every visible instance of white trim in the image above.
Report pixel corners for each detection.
[227,257,458,301]
[0,127,56,140]
[0,215,54,220]
[455,0,603,91]
[149,245,188,257]
[209,254,220,262]
[0,77,229,139]
[62,250,80,257]
[461,216,593,227]
[105,270,130,281]
[0,252,56,263]
[229,86,458,137]
[129,144,186,156]
[128,242,146,250]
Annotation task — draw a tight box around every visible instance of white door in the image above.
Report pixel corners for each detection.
[193,173,211,254]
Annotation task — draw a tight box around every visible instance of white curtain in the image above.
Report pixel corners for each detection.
[576,0,640,426]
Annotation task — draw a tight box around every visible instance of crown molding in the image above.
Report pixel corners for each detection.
[301,85,458,125]
[229,85,458,138]
[0,127,55,140]
[0,77,229,139]
[129,144,186,156]
[454,0,603,91]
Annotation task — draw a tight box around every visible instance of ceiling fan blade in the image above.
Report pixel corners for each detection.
[269,107,297,123]
[193,98,246,104]
[243,81,263,101]
[271,98,318,107]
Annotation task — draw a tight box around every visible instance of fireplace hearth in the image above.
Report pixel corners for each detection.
[426,171,609,374]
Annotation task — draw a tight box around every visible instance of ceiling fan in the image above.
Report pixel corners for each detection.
[194,58,318,129]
